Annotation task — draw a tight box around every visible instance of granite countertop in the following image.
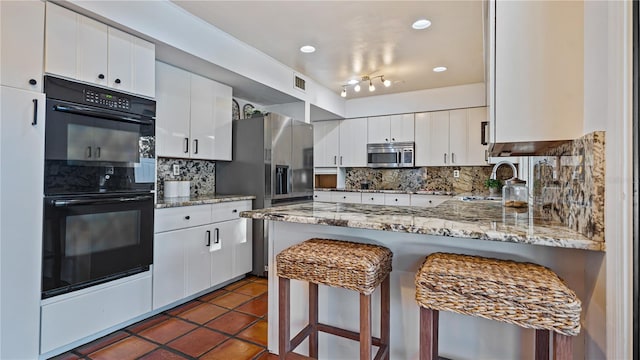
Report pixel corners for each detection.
[240,200,604,251]
[314,188,456,195]
[156,194,256,209]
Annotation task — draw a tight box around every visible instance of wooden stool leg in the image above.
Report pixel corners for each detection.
[360,293,372,360]
[279,277,291,360]
[309,283,319,358]
[381,275,390,360]
[553,332,573,360]
[535,330,550,360]
[419,307,438,360]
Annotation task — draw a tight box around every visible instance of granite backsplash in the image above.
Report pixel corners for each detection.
[344,166,516,193]
[157,157,215,198]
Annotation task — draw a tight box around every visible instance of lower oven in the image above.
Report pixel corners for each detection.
[42,192,154,299]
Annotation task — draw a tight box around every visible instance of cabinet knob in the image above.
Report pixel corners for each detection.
[392,138,395,141]
[28,79,37,86]
[429,200,433,203]
[184,215,190,220]
[98,74,105,80]
[343,196,347,199]
[395,198,398,202]
[114,78,121,84]
[385,138,389,142]
[232,209,238,213]
[371,197,374,200]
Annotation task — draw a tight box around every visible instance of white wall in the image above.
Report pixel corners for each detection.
[583,1,609,133]
[344,82,485,118]
[264,102,306,121]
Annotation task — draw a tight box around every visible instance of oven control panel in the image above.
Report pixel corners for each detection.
[84,89,131,110]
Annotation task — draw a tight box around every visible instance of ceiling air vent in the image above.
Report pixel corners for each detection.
[294,74,306,92]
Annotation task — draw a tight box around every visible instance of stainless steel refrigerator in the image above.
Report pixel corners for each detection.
[216,113,313,276]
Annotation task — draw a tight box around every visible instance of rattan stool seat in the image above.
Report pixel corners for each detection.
[277,238,393,295]
[415,252,581,337]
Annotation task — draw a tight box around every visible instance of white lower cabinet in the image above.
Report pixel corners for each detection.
[313,191,332,202]
[384,193,411,206]
[361,193,385,205]
[331,191,362,204]
[410,195,453,207]
[153,201,252,310]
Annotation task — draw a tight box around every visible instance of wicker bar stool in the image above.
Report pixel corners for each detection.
[277,238,393,360]
[415,253,581,360]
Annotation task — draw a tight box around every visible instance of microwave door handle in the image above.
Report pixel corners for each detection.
[52,195,152,207]
[53,105,153,125]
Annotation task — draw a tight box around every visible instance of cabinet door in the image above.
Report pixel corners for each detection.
[184,226,213,297]
[313,191,332,202]
[153,230,186,310]
[0,87,45,359]
[211,81,233,160]
[414,112,430,166]
[231,218,253,278]
[189,74,217,160]
[209,222,234,286]
[427,111,450,166]
[77,16,108,87]
[155,62,191,158]
[131,37,156,98]
[44,2,78,80]
[331,192,361,203]
[1,0,44,92]
[107,27,133,93]
[384,193,411,206]
[367,116,390,143]
[466,107,488,165]
[313,120,339,167]
[448,109,468,166]
[362,193,385,205]
[339,117,367,167]
[389,114,414,142]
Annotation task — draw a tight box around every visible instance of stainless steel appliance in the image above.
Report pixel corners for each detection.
[216,113,313,276]
[367,142,415,168]
[41,76,156,298]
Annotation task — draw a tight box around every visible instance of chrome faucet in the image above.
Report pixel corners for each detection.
[490,160,517,180]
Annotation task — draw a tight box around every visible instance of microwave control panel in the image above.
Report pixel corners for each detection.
[84,89,131,110]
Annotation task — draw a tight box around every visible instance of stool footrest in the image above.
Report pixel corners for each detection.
[287,323,389,359]
[316,323,384,347]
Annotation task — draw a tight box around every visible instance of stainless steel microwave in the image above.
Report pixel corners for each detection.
[367,142,415,168]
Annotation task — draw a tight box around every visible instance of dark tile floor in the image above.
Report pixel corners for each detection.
[51,276,277,360]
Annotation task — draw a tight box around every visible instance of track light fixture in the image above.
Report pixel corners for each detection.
[340,75,391,97]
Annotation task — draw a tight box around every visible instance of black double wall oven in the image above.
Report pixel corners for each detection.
[42,76,156,299]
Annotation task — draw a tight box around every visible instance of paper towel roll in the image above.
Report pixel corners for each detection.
[164,181,179,199]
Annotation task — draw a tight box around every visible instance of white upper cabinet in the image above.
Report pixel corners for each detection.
[1,0,45,92]
[313,120,340,167]
[45,2,155,97]
[367,114,414,143]
[338,117,367,167]
[491,0,583,143]
[415,108,488,166]
[156,62,232,161]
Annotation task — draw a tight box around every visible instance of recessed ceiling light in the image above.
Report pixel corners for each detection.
[300,45,316,53]
[433,66,447,72]
[347,79,359,85]
[412,19,431,30]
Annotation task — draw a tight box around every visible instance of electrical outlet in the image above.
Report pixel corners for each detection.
[453,170,460,178]
[172,164,180,176]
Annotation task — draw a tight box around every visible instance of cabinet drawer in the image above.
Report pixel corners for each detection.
[361,193,385,205]
[410,195,452,207]
[331,192,362,203]
[313,191,332,202]
[212,200,252,223]
[155,205,211,233]
[384,193,411,206]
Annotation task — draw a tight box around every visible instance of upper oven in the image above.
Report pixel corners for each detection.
[44,76,156,195]
[367,142,415,168]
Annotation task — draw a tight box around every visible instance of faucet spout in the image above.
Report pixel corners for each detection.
[491,160,517,180]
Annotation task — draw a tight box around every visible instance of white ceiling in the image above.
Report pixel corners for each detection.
[171,1,486,99]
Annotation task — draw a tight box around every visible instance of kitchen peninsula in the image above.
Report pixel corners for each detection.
[241,199,604,359]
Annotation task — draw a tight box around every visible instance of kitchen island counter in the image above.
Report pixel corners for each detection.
[241,200,604,251]
[156,194,255,209]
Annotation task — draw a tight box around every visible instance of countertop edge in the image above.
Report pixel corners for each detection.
[156,195,256,209]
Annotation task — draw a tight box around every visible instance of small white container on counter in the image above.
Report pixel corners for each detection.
[178,181,190,197]
[164,180,190,199]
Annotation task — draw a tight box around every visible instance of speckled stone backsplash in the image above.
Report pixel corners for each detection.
[531,131,605,241]
[344,166,515,193]
[157,158,215,198]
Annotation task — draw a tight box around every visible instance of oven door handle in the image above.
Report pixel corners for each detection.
[53,105,154,125]
[52,195,153,207]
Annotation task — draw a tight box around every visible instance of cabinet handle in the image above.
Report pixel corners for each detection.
[340,156,343,165]
[96,147,101,158]
[333,155,337,165]
[114,78,121,84]
[232,209,238,213]
[443,153,447,164]
[343,196,347,199]
[98,74,105,80]
[371,197,374,200]
[214,228,220,244]
[481,121,489,145]
[395,198,398,202]
[184,138,189,153]
[31,99,38,126]
[29,79,37,86]
[184,215,190,220]
[451,153,455,164]
[206,230,211,246]
[193,139,198,154]
[86,146,92,158]
[392,138,395,142]
[385,138,389,142]
[429,200,433,204]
